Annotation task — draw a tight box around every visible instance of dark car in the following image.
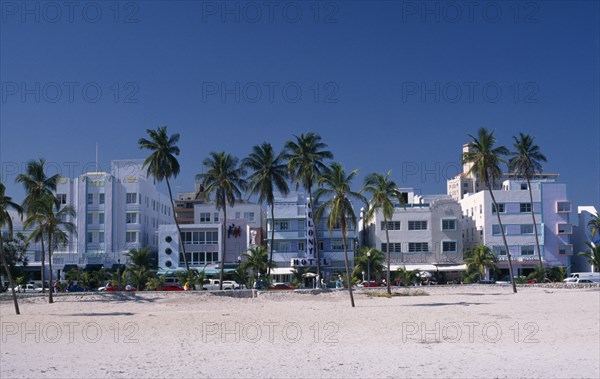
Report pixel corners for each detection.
[158,284,185,291]
[67,284,85,292]
[269,283,295,290]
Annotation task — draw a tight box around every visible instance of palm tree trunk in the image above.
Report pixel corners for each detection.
[342,229,355,307]
[268,202,275,277]
[47,232,53,304]
[527,177,544,269]
[384,216,391,295]
[488,188,517,293]
[0,235,20,315]
[40,237,46,294]
[220,198,226,291]
[166,179,189,271]
[308,186,322,285]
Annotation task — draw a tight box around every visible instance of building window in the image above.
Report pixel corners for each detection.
[521,245,535,255]
[57,194,67,205]
[556,202,571,213]
[442,241,457,253]
[98,232,105,243]
[275,221,289,231]
[381,221,401,231]
[331,239,344,251]
[493,246,507,256]
[87,232,93,243]
[199,213,211,222]
[126,232,138,243]
[492,203,505,214]
[520,224,533,234]
[557,224,572,234]
[408,242,428,252]
[235,212,241,219]
[408,221,427,230]
[381,243,402,253]
[213,213,219,222]
[98,213,105,225]
[558,245,573,255]
[274,241,291,252]
[126,193,137,204]
[492,225,503,235]
[520,183,528,190]
[87,213,94,224]
[244,212,255,221]
[298,241,305,251]
[441,219,456,231]
[520,203,532,213]
[99,193,105,204]
[126,212,138,224]
[87,193,94,205]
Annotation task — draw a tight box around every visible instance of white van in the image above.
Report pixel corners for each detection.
[563,272,600,283]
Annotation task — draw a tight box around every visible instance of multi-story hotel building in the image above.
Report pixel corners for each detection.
[572,206,599,272]
[266,192,358,284]
[359,189,465,281]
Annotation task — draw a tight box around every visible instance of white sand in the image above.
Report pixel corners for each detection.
[1,286,599,378]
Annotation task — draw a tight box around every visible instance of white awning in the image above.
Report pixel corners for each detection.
[270,267,295,275]
[389,264,467,272]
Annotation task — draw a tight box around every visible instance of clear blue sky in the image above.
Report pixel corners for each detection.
[1,1,598,211]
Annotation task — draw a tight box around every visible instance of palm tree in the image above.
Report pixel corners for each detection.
[352,247,385,281]
[138,126,189,270]
[509,133,547,269]
[362,171,405,294]
[241,246,276,282]
[16,158,59,293]
[578,242,600,272]
[463,244,498,282]
[396,267,419,287]
[197,152,247,290]
[242,143,289,278]
[587,214,600,242]
[285,133,333,281]
[125,247,156,290]
[315,163,366,308]
[0,181,23,314]
[463,127,517,293]
[25,194,76,303]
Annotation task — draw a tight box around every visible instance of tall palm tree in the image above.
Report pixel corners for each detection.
[463,127,517,293]
[352,246,385,281]
[0,181,23,314]
[463,244,498,281]
[362,171,405,294]
[241,246,276,282]
[25,194,76,303]
[242,142,289,277]
[285,133,333,281]
[578,242,600,272]
[509,133,547,269]
[197,152,247,290]
[315,163,366,308]
[16,158,59,293]
[587,214,600,243]
[138,126,189,270]
[125,247,157,289]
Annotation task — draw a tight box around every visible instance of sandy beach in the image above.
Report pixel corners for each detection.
[1,285,599,379]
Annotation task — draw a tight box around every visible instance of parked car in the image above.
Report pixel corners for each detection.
[358,280,386,288]
[158,284,184,291]
[269,283,295,290]
[197,279,240,291]
[105,284,137,292]
[14,284,43,292]
[67,283,85,292]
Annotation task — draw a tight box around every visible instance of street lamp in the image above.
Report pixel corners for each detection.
[362,271,365,282]
[117,258,121,289]
[367,251,371,285]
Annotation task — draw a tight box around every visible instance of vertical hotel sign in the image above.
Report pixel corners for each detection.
[306,198,315,259]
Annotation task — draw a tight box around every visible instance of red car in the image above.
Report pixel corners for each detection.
[359,281,385,288]
[269,283,295,290]
[105,284,137,292]
[158,284,184,291]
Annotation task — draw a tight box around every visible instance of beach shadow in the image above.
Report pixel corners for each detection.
[410,301,487,307]
[63,312,135,316]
